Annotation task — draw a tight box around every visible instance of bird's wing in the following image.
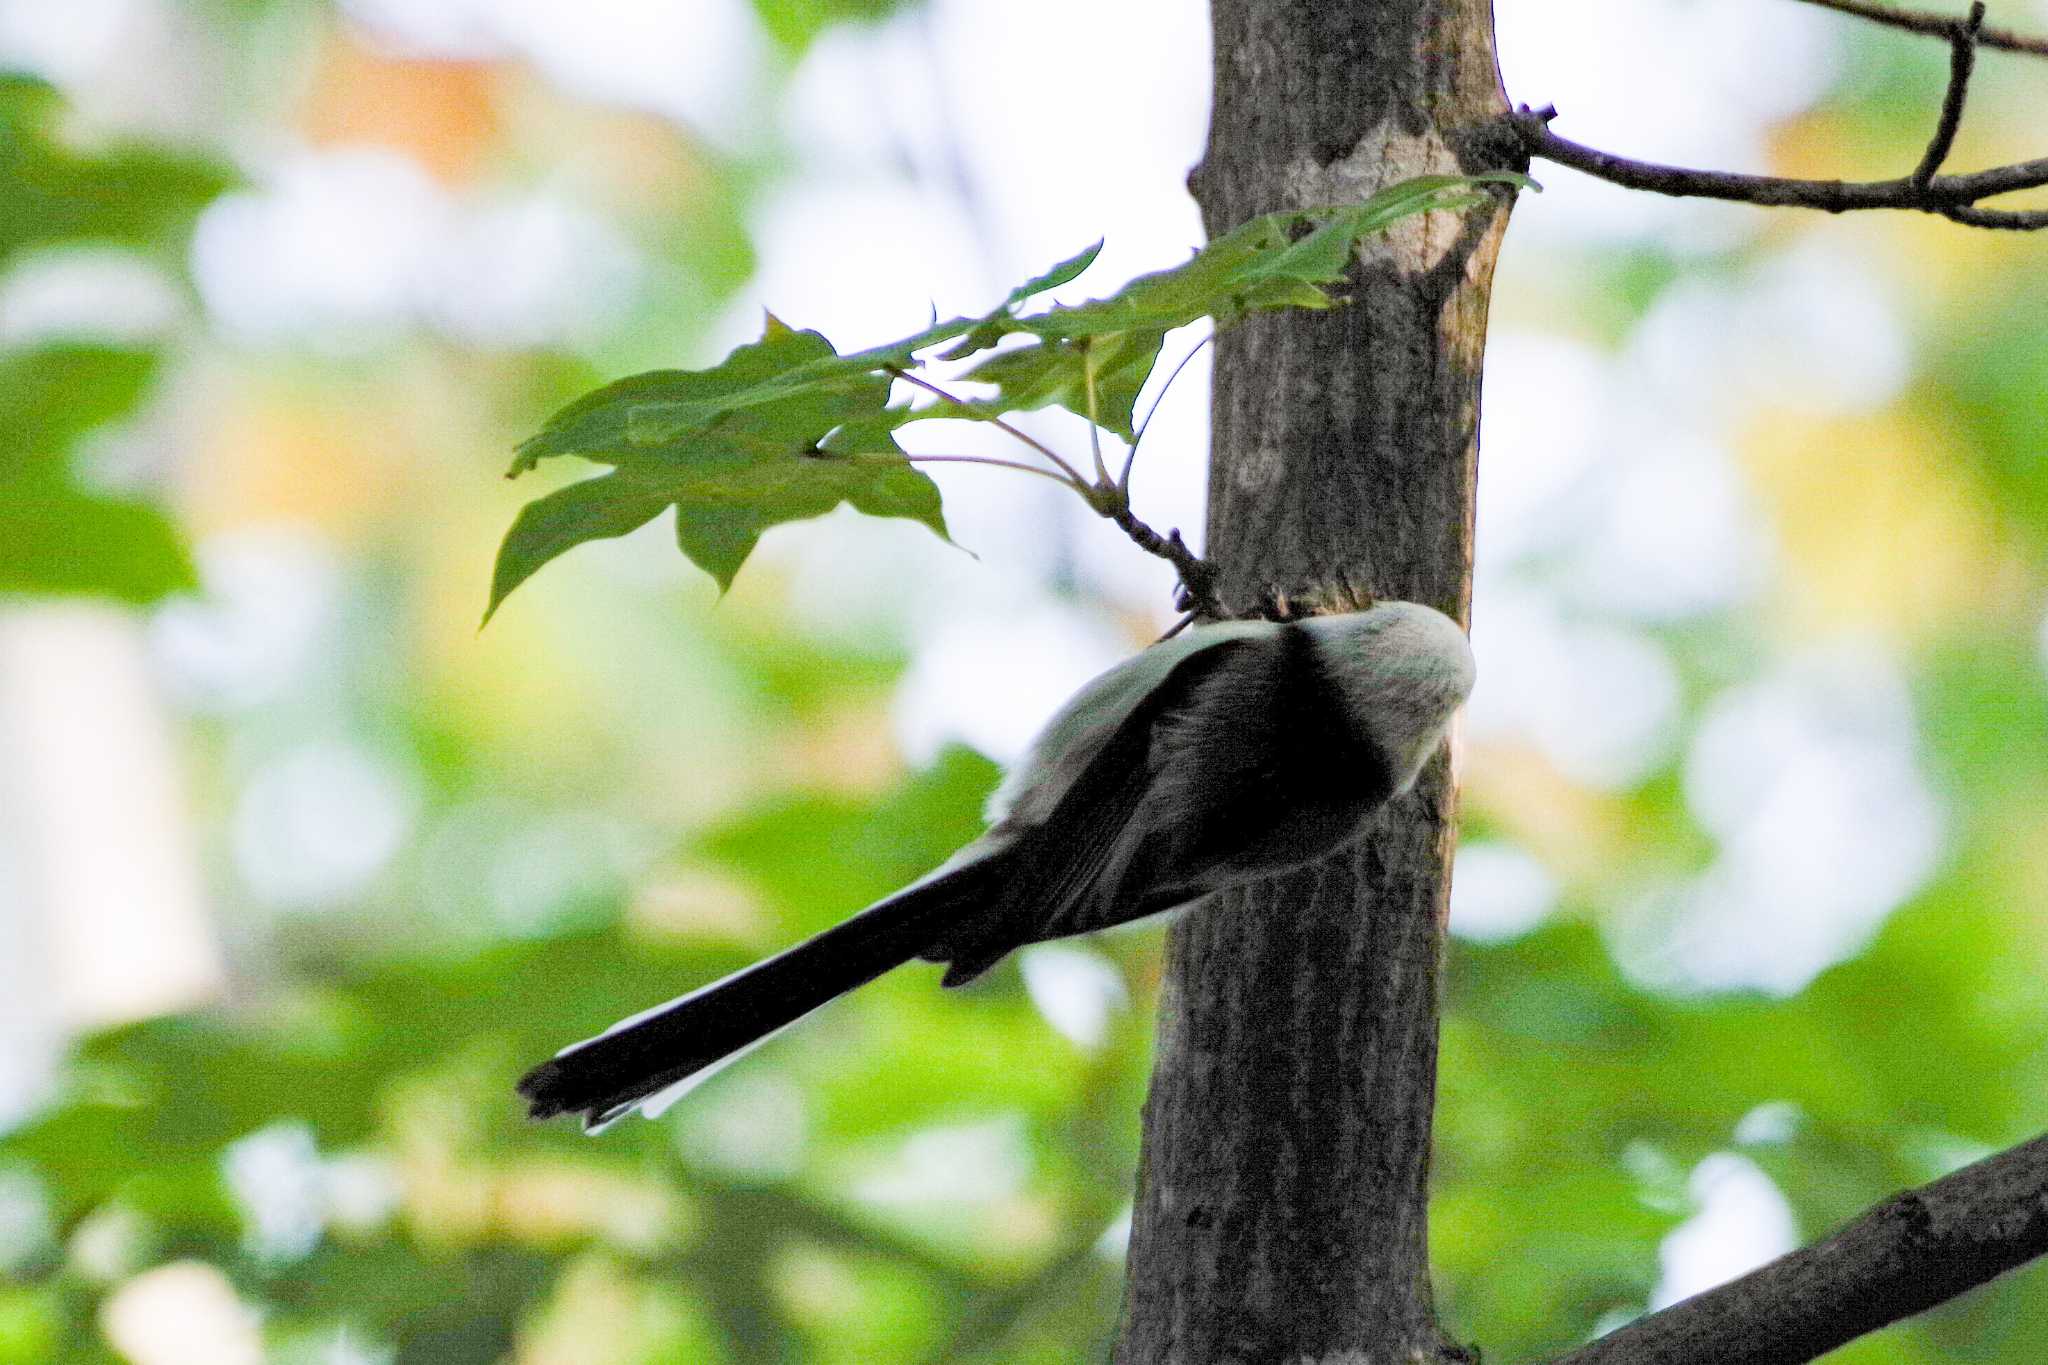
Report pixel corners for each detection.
[926,630,1277,983]
[987,618,1278,827]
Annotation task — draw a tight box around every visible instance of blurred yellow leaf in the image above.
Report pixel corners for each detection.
[1742,405,2023,637]
[629,865,774,945]
[517,1256,723,1365]
[1463,741,1640,888]
[301,35,502,184]
[186,388,406,539]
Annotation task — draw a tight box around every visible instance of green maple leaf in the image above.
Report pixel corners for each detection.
[489,172,1528,616]
[487,317,953,617]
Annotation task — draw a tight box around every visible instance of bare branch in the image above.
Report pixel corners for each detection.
[1909,2,1985,187]
[1794,0,2048,58]
[1102,503,1218,617]
[1547,1131,2048,1365]
[1509,106,2048,229]
[1943,202,2048,228]
[1508,0,2048,230]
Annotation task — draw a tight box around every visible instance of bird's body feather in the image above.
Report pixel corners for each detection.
[518,602,1473,1130]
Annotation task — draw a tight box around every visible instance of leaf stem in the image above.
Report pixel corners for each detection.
[1125,331,1214,492]
[884,364,1091,487]
[1081,340,1112,487]
[830,448,1087,490]
[893,452,1087,489]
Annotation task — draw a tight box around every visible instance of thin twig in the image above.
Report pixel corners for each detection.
[1910,2,1985,187]
[885,364,1092,487]
[1794,0,2048,57]
[1124,331,1215,493]
[1548,1130,2048,1364]
[1154,611,1197,642]
[882,367,1224,616]
[1943,201,2048,228]
[1509,106,2048,228]
[886,452,1088,489]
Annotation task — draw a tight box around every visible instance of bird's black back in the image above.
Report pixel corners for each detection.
[925,622,1398,982]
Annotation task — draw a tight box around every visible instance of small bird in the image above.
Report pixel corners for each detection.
[518,600,1475,1130]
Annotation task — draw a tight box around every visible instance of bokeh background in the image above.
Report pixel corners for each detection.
[2,0,2046,1360]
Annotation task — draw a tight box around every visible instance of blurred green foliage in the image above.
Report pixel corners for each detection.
[0,75,231,262]
[0,75,227,603]
[0,346,196,602]
[1,3,2046,1363]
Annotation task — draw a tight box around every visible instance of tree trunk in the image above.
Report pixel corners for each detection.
[1116,3,1511,1361]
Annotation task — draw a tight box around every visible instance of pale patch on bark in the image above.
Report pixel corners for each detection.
[1233,444,1286,493]
[1284,121,1466,277]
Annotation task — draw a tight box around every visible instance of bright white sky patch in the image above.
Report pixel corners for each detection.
[0,0,143,83]
[742,0,1213,623]
[221,1122,327,1263]
[919,0,1209,293]
[1496,0,1838,248]
[151,528,340,712]
[1631,243,1910,420]
[893,600,1131,766]
[100,1261,264,1365]
[232,742,417,910]
[425,192,639,350]
[0,606,219,1030]
[1468,589,1681,789]
[720,180,988,357]
[193,149,450,349]
[1566,429,1767,620]
[489,0,766,146]
[1477,331,1614,566]
[1019,944,1127,1047]
[852,1115,1033,1210]
[337,0,766,143]
[332,0,496,56]
[0,250,182,345]
[1479,334,1766,622]
[1095,1204,1134,1259]
[676,1072,809,1180]
[1617,642,1944,996]
[1450,841,1559,942]
[1651,1153,1800,1309]
[192,149,638,352]
[0,1168,52,1275]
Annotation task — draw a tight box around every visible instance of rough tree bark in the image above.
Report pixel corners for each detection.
[1116,2,1512,1360]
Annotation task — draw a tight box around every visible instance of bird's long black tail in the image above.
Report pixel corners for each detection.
[518,852,1005,1129]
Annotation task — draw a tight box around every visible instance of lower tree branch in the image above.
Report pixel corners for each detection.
[1548,1131,2048,1365]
